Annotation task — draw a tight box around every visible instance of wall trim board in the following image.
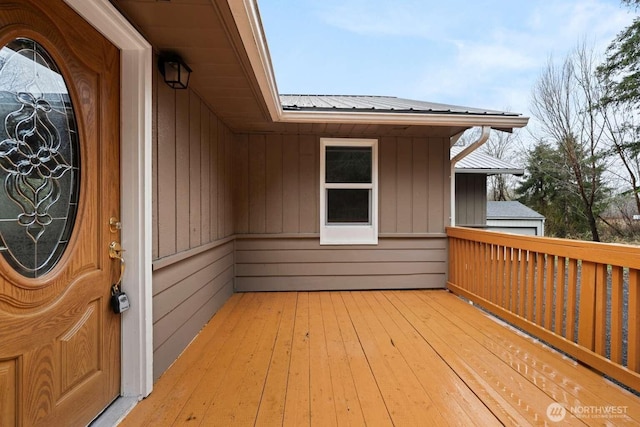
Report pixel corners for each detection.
[233,233,448,240]
[153,236,235,271]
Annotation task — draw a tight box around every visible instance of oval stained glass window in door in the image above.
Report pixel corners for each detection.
[0,38,80,278]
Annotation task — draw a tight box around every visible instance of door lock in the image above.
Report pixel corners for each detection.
[109,241,129,314]
[109,217,122,233]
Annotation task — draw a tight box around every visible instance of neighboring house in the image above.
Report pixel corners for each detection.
[451,148,545,235]
[602,193,640,222]
[0,1,528,425]
[487,201,546,236]
[452,146,524,227]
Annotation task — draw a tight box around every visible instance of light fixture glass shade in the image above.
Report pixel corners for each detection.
[159,56,191,89]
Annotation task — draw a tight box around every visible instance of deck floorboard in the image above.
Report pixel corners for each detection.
[121,290,640,426]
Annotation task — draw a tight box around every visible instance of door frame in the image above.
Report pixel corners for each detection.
[64,0,153,400]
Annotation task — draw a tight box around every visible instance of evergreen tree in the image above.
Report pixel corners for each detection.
[517,141,585,238]
[598,0,640,106]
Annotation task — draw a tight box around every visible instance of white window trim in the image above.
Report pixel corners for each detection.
[320,138,378,245]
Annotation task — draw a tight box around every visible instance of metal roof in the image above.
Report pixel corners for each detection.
[451,146,524,175]
[280,94,521,117]
[487,201,545,219]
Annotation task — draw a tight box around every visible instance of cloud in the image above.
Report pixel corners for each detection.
[313,0,633,45]
[455,43,538,71]
[391,1,633,114]
[311,0,455,40]
[266,0,636,117]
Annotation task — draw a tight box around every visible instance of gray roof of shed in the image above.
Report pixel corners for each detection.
[451,146,524,175]
[487,201,545,220]
[280,94,520,117]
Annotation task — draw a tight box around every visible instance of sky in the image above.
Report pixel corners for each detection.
[258,0,636,119]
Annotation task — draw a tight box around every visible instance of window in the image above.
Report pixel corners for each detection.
[320,138,378,245]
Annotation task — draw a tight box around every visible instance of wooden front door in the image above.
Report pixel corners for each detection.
[0,0,121,425]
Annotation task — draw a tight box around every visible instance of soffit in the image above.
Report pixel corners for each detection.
[109,0,274,133]
[238,122,466,138]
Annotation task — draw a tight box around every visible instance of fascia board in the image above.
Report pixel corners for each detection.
[487,216,545,221]
[228,0,282,122]
[455,168,525,175]
[279,110,529,129]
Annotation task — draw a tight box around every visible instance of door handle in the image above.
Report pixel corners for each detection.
[109,241,125,286]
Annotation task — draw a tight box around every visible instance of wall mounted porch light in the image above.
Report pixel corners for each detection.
[158,55,192,89]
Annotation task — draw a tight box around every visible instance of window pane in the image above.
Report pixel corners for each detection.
[327,189,370,223]
[326,146,371,183]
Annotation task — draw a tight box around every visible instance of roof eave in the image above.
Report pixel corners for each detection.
[487,216,545,220]
[456,168,525,175]
[231,0,530,130]
[228,0,282,122]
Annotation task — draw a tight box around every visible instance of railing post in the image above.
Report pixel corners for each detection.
[594,264,608,356]
[554,257,566,336]
[526,251,534,321]
[566,259,578,342]
[544,255,554,330]
[535,253,544,325]
[610,266,624,364]
[578,261,596,351]
[518,249,526,317]
[629,269,640,372]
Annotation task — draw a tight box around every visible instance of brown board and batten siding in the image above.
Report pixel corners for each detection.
[233,134,450,291]
[152,65,235,379]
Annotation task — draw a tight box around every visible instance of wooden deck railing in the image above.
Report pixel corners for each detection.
[447,226,640,392]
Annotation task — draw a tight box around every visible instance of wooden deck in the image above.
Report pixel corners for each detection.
[120,291,640,426]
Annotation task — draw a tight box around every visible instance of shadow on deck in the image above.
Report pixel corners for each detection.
[121,290,640,426]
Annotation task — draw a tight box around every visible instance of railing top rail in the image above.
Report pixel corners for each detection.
[446,226,640,269]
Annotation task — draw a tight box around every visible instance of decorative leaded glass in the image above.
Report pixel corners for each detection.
[0,38,80,278]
